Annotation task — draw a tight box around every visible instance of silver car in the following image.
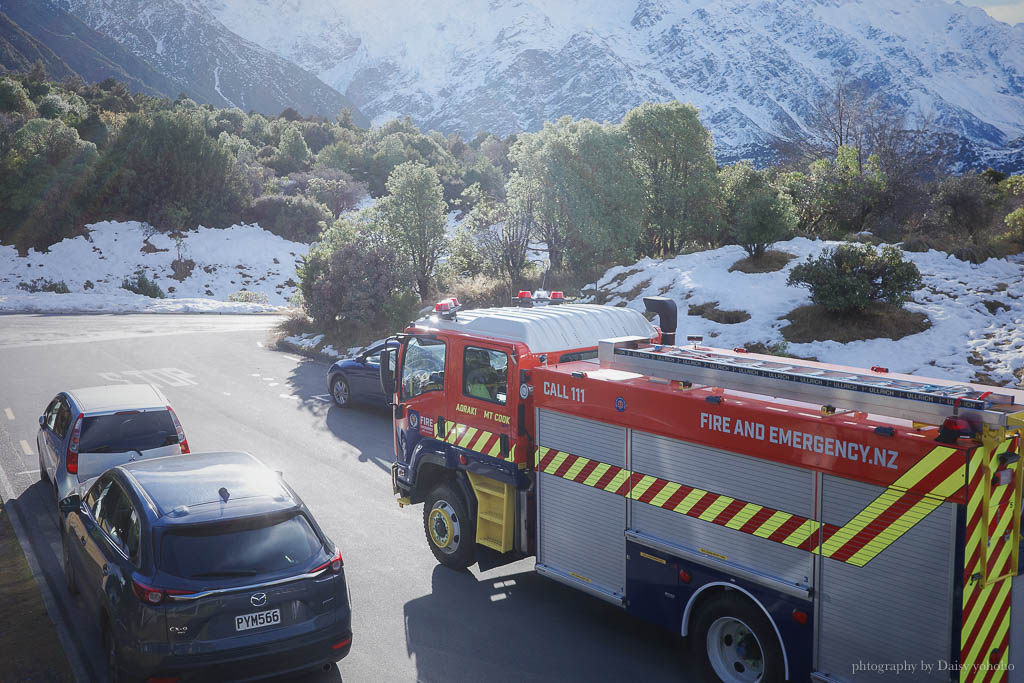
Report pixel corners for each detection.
[37,384,188,526]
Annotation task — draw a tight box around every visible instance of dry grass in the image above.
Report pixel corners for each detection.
[688,301,751,324]
[982,300,1010,315]
[742,341,817,361]
[140,239,168,254]
[728,250,796,274]
[780,304,930,344]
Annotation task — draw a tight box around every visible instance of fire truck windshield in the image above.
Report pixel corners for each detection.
[401,337,446,399]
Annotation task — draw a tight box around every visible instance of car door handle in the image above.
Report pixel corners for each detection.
[101,564,109,576]
[79,536,86,546]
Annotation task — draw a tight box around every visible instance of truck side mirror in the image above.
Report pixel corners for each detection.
[380,349,396,400]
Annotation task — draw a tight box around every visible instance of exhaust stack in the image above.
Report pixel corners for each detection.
[643,296,677,346]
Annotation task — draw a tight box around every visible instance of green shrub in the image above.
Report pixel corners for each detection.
[227,289,269,304]
[121,272,165,298]
[243,195,331,242]
[787,244,921,314]
[298,234,419,345]
[16,278,70,293]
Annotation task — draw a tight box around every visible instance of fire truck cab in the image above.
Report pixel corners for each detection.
[383,297,1023,683]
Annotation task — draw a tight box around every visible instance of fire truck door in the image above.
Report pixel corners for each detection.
[442,343,516,463]
[395,336,448,463]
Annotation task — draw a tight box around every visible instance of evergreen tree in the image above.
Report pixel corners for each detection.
[623,101,723,255]
[720,162,796,258]
[378,162,448,299]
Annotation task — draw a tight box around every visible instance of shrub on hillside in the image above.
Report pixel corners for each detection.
[298,234,419,344]
[121,272,165,298]
[88,111,249,231]
[17,278,70,293]
[227,289,269,304]
[786,244,921,315]
[243,195,331,242]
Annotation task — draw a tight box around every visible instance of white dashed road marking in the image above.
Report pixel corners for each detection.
[257,341,264,348]
[4,408,13,420]
[251,373,260,377]
[98,368,198,387]
[279,394,300,401]
[313,395,331,403]
[15,469,38,476]
[268,383,279,387]
[19,440,33,456]
[284,355,302,362]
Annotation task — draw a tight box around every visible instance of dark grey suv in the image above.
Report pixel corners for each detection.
[61,451,352,682]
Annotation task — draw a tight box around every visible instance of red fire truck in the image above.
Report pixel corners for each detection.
[382,296,1022,683]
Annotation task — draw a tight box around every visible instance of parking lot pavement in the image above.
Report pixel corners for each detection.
[0,314,687,683]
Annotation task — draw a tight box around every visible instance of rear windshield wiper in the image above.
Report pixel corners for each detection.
[189,570,259,578]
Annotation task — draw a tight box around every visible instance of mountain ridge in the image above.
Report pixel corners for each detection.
[202,0,1024,168]
[54,0,367,121]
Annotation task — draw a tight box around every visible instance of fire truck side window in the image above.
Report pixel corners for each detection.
[401,337,446,400]
[462,346,508,406]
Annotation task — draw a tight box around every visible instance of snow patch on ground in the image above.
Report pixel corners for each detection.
[583,237,1024,386]
[0,221,309,313]
[283,333,361,360]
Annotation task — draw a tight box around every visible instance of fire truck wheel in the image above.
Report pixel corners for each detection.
[331,375,351,408]
[423,483,476,569]
[690,592,784,683]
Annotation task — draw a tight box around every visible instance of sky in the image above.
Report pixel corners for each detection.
[954,0,1024,24]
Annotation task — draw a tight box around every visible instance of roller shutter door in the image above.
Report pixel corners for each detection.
[536,410,627,599]
[629,431,816,591]
[815,475,955,681]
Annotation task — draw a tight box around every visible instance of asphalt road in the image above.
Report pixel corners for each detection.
[0,314,685,683]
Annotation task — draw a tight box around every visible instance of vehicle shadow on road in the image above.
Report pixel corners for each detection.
[403,565,687,683]
[282,359,394,474]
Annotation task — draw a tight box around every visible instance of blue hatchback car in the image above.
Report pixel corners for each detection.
[327,340,397,407]
[61,451,352,682]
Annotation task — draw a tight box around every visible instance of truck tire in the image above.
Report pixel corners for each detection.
[689,591,784,683]
[423,482,476,570]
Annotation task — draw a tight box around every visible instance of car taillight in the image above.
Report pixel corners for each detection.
[66,415,83,474]
[314,548,344,574]
[167,406,189,453]
[132,579,195,605]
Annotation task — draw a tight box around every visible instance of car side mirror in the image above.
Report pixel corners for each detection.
[58,493,80,515]
[39,415,45,428]
[380,349,396,399]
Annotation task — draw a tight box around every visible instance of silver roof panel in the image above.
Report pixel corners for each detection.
[417,304,656,354]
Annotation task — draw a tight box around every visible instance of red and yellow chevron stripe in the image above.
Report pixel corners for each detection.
[960,436,1018,683]
[437,420,519,464]
[535,444,967,568]
[534,447,631,496]
[814,445,965,566]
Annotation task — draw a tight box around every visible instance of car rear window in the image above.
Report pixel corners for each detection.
[159,513,323,579]
[79,410,177,453]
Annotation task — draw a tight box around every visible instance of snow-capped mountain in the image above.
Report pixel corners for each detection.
[54,0,364,119]
[200,0,1024,166]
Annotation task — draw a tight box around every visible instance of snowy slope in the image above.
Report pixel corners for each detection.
[202,0,1024,165]
[56,0,364,118]
[0,221,308,313]
[582,238,1024,387]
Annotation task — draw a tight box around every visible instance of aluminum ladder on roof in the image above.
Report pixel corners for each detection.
[597,337,1019,427]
